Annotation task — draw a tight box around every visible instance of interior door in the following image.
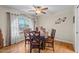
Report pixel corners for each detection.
[75,5,79,53]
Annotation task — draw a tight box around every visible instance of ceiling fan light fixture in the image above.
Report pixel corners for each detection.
[35,9,41,14]
[36,10,41,14]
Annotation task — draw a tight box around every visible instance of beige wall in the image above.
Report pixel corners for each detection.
[37,8,74,44]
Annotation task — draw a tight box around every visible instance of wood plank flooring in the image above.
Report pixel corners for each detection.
[0,39,75,53]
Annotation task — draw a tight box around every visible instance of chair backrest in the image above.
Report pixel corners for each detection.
[0,29,3,39]
[34,31,40,37]
[24,29,30,39]
[29,31,40,53]
[0,29,4,48]
[51,29,56,39]
[30,31,40,43]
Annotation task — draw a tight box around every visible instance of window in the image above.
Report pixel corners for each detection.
[11,14,34,44]
[18,16,34,31]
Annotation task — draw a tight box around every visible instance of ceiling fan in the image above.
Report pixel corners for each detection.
[28,6,48,15]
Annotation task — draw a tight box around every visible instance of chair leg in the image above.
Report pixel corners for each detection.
[30,43,32,53]
[53,44,54,52]
[39,48,40,53]
[25,40,26,47]
[52,41,54,52]
[43,41,45,49]
[38,43,40,53]
[30,47,32,53]
[30,49,32,53]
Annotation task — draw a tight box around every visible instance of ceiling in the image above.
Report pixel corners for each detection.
[0,5,74,16]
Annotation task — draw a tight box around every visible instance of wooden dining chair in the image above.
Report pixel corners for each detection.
[45,29,56,52]
[24,29,30,47]
[0,29,4,48]
[29,31,41,53]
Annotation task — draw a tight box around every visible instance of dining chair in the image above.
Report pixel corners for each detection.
[29,31,41,53]
[0,29,4,48]
[45,29,56,52]
[24,29,30,47]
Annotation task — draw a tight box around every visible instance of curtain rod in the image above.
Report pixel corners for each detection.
[6,12,34,19]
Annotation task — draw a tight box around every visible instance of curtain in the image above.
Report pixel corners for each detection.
[10,13,34,44]
[6,12,11,46]
[10,14,20,44]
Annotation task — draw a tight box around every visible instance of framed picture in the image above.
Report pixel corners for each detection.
[73,16,75,23]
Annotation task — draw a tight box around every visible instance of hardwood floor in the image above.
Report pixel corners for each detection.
[0,39,75,53]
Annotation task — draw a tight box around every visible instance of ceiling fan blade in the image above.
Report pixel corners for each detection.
[42,7,48,10]
[28,10,35,12]
[41,11,46,14]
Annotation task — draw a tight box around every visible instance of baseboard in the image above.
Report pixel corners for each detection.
[3,40,24,48]
[55,38,73,44]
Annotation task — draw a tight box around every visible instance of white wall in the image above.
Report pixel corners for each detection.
[38,8,74,44]
[0,6,75,46]
[0,8,7,46]
[0,7,35,46]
